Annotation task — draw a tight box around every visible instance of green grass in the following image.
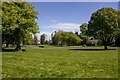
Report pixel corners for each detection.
[2,46,118,78]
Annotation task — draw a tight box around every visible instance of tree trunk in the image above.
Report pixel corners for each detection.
[104,44,108,50]
[5,42,9,48]
[14,28,21,51]
[15,41,21,51]
[104,38,108,50]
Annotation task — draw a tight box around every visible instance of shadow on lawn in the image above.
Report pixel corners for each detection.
[69,48,116,51]
[2,48,26,52]
[2,48,15,52]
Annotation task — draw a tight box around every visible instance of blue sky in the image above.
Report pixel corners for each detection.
[28,0,119,2]
[30,2,118,40]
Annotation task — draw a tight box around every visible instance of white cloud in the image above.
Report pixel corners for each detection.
[40,23,81,40]
[40,31,51,35]
[33,32,52,41]
[48,23,80,32]
[40,31,52,40]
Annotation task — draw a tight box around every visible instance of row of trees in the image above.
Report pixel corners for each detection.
[1,2,120,50]
[23,34,46,45]
[50,8,120,50]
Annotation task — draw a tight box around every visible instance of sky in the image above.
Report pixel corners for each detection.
[27,0,119,2]
[30,2,118,40]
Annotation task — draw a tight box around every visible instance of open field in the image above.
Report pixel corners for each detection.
[2,46,118,78]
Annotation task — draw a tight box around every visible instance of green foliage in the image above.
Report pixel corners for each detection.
[22,32,33,45]
[79,23,89,44]
[52,31,80,46]
[1,0,25,2]
[80,23,88,34]
[88,8,118,49]
[2,2,39,50]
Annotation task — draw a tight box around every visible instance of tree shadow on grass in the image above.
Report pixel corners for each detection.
[2,48,26,52]
[69,48,116,51]
[2,48,16,52]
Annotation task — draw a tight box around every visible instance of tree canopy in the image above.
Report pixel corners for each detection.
[52,31,80,46]
[2,2,39,50]
[88,8,118,49]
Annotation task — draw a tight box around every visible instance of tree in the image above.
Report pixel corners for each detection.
[41,34,46,44]
[52,31,63,45]
[34,34,38,45]
[2,2,39,51]
[67,32,81,46]
[88,8,118,49]
[79,23,89,45]
[75,31,79,37]
[52,31,80,46]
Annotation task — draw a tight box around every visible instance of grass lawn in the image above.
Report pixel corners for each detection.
[2,46,118,78]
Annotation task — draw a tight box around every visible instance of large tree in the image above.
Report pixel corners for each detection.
[2,2,39,50]
[88,8,118,49]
